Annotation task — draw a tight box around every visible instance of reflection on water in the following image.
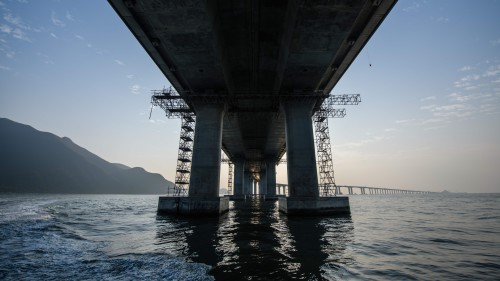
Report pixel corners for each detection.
[156,199,354,280]
[3,194,498,280]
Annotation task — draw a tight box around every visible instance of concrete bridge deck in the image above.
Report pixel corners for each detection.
[109,0,398,215]
[273,184,434,196]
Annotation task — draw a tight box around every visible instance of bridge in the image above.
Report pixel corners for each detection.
[273,184,434,196]
[109,0,398,215]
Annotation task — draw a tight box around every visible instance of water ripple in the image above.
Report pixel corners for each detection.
[1,193,499,280]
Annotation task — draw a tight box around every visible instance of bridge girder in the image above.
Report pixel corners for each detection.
[110,0,396,165]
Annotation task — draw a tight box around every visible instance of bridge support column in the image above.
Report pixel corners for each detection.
[232,160,245,198]
[158,103,228,215]
[244,171,253,195]
[259,170,267,197]
[266,160,277,198]
[278,99,349,215]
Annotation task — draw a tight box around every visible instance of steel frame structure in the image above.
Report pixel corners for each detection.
[151,86,360,197]
[227,162,233,195]
[151,87,357,117]
[313,94,360,196]
[169,114,196,196]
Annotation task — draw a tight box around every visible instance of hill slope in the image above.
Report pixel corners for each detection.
[0,118,173,194]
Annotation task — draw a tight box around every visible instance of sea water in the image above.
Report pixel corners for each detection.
[1,193,499,280]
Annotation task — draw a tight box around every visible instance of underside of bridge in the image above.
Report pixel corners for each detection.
[109,0,397,215]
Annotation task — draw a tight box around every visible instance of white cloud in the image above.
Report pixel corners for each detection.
[74,34,84,40]
[454,74,481,89]
[464,86,478,91]
[420,96,436,102]
[0,24,12,34]
[461,74,481,82]
[0,46,15,59]
[126,74,134,79]
[65,11,75,21]
[395,119,416,124]
[420,103,473,120]
[403,2,420,12]
[478,103,497,114]
[483,64,500,77]
[448,92,472,102]
[336,135,388,149]
[451,64,500,96]
[458,66,471,72]
[114,59,124,65]
[12,27,30,41]
[424,125,445,131]
[0,13,31,42]
[4,13,30,30]
[421,118,447,125]
[384,128,396,132]
[420,104,436,110]
[0,64,11,71]
[37,52,54,65]
[417,88,493,123]
[491,38,500,46]
[131,84,141,95]
[437,17,449,23]
[50,32,57,38]
[51,11,65,27]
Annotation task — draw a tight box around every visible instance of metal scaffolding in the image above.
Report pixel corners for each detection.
[151,87,195,196]
[313,94,360,196]
[151,87,360,197]
[171,114,195,196]
[227,162,233,195]
[151,87,192,118]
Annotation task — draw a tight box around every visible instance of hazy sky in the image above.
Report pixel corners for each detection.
[1,0,499,193]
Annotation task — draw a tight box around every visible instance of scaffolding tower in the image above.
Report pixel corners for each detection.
[227,162,233,195]
[313,94,360,196]
[171,114,195,196]
[151,87,195,196]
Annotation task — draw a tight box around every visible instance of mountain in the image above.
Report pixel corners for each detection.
[0,118,174,194]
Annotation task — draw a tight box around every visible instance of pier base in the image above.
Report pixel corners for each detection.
[278,196,350,215]
[157,196,229,215]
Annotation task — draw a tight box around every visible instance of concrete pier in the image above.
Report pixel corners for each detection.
[158,102,229,215]
[158,196,229,215]
[278,196,350,215]
[233,160,244,196]
[281,99,319,198]
[259,169,267,195]
[266,160,277,197]
[189,103,224,198]
[244,171,252,195]
[279,99,350,215]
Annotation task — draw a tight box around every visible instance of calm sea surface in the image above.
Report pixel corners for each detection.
[1,193,499,280]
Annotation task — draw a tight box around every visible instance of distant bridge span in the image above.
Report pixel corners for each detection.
[275,184,434,196]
